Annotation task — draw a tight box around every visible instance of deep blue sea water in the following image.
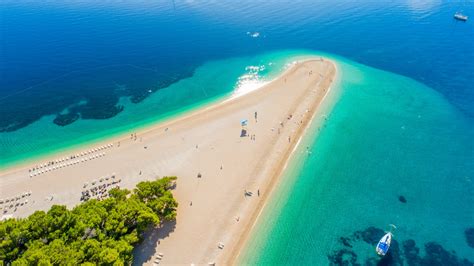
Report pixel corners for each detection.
[1,1,473,133]
[1,1,473,264]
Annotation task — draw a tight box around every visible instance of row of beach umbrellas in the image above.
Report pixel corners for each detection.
[0,191,31,205]
[29,143,114,173]
[30,152,107,177]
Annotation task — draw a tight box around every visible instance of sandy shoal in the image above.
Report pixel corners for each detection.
[0,58,336,265]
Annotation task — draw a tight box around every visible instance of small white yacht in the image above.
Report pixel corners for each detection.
[376,224,396,256]
[454,12,468,21]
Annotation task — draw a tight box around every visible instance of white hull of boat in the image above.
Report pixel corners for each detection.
[376,232,392,256]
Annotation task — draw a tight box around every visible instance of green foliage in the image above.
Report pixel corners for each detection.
[0,177,178,265]
[134,176,178,221]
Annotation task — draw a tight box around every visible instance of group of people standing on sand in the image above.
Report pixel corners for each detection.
[130,132,144,142]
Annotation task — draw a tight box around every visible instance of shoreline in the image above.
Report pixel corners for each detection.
[225,62,340,264]
[0,58,337,265]
[0,60,283,174]
[0,93,228,174]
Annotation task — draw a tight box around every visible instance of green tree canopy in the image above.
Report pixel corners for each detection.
[0,176,178,265]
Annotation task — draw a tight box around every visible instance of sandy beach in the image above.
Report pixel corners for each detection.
[0,58,336,265]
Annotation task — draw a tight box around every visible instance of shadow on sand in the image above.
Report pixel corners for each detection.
[132,220,177,265]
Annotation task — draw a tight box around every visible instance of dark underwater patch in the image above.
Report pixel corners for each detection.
[328,248,360,266]
[353,226,384,245]
[402,239,421,265]
[0,64,196,132]
[53,112,80,126]
[421,242,472,266]
[398,196,407,203]
[465,228,474,248]
[328,227,473,266]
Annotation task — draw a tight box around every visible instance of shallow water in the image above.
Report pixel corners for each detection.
[239,57,474,264]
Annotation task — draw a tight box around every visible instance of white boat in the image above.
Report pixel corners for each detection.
[376,224,396,256]
[454,12,468,21]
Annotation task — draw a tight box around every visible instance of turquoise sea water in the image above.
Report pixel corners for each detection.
[239,56,474,265]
